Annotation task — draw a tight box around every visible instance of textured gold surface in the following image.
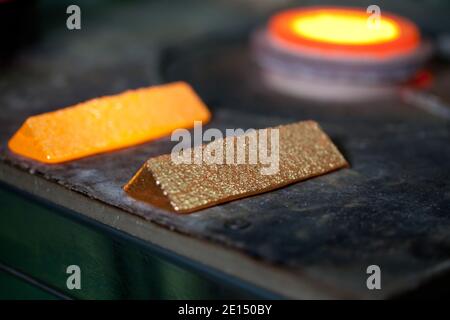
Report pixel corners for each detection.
[124,121,348,213]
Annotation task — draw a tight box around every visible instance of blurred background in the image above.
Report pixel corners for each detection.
[1,0,450,116]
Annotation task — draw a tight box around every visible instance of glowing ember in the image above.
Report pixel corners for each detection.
[269,7,421,58]
[291,12,398,45]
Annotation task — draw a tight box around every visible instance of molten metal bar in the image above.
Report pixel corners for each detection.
[8,82,211,163]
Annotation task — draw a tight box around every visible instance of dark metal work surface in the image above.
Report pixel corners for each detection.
[1,0,450,299]
[162,35,450,296]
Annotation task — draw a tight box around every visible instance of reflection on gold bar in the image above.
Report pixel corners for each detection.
[124,121,348,213]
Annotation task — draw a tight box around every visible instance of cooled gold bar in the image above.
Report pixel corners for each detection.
[124,121,348,213]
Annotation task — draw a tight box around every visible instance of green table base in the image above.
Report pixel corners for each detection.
[0,186,263,299]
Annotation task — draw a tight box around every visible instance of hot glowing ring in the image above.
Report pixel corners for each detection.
[268,7,420,59]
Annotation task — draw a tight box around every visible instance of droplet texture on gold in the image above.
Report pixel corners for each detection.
[124,121,348,213]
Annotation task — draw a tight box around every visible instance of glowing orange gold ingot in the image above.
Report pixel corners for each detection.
[268,7,420,59]
[8,82,211,164]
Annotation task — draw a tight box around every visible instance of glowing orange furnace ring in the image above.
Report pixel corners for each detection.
[268,7,421,59]
[252,6,431,101]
